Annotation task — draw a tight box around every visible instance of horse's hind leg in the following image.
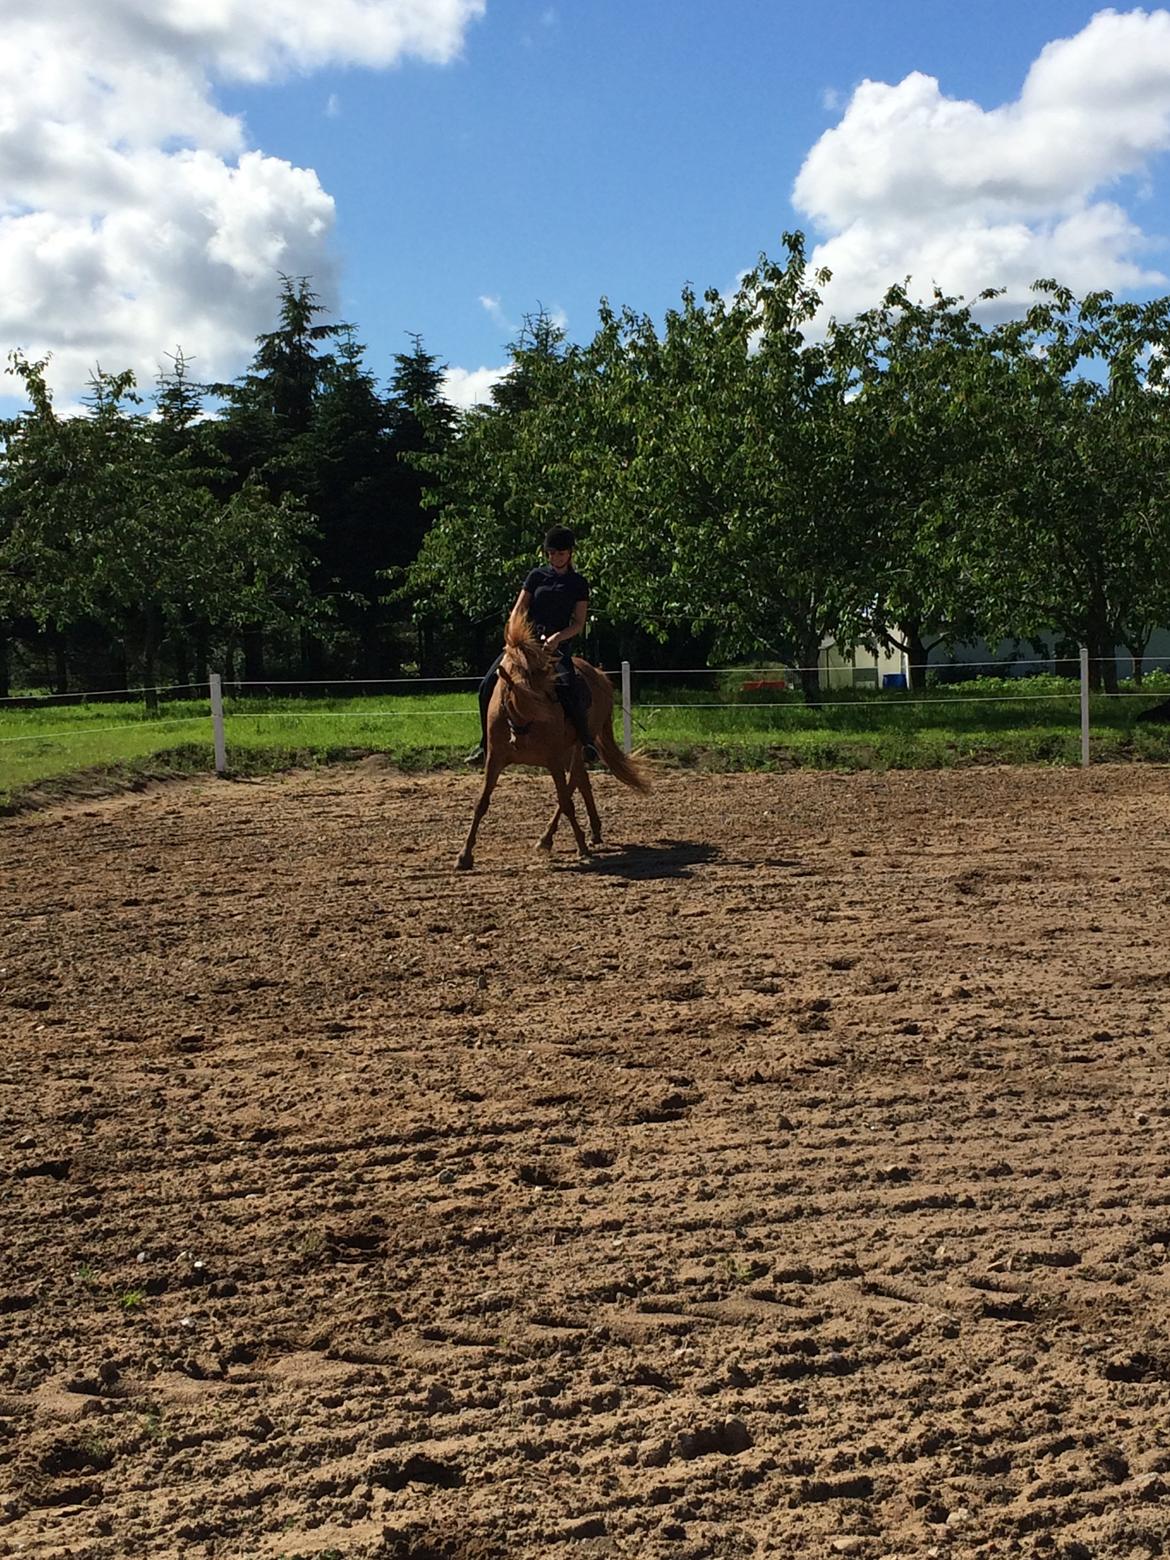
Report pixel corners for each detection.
[538,751,599,850]
[547,763,591,860]
[575,756,602,844]
[457,755,504,870]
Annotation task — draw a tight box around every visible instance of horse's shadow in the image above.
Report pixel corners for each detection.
[573,838,720,881]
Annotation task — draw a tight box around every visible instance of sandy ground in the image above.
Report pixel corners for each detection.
[2,762,1170,1560]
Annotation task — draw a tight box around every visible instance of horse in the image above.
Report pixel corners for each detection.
[456,610,650,871]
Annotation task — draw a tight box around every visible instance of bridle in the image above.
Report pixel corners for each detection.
[502,683,534,738]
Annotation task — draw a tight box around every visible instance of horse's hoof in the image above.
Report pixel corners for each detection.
[590,830,603,845]
[455,853,473,871]
[536,839,553,853]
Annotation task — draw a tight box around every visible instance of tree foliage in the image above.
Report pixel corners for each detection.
[0,356,316,690]
[5,249,1170,698]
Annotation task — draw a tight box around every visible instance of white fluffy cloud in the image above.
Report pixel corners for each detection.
[441,363,509,410]
[0,0,484,402]
[793,8,1170,318]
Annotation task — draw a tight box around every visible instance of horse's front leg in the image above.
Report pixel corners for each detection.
[457,754,505,870]
[542,750,601,849]
[538,800,565,852]
[538,758,576,852]
[546,762,590,860]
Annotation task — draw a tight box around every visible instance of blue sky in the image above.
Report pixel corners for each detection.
[3,1,1170,412]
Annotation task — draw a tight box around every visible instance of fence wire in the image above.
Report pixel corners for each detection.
[1,683,207,705]
[0,717,209,746]
[227,676,481,688]
[224,709,477,720]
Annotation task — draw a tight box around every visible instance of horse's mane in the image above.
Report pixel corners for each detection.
[503,611,554,683]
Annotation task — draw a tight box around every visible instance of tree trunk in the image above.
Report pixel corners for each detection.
[360,603,387,678]
[0,630,9,700]
[173,636,190,694]
[52,632,67,696]
[1054,641,1080,681]
[797,629,821,704]
[1100,640,1119,697]
[901,620,930,692]
[1085,623,1118,695]
[1122,634,1147,687]
[418,618,439,679]
[243,626,265,684]
[193,624,210,688]
[139,606,162,714]
[111,638,129,690]
[299,627,316,681]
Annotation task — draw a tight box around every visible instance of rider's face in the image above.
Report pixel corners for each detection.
[546,546,572,572]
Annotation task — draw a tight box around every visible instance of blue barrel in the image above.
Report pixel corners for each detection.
[882,673,908,690]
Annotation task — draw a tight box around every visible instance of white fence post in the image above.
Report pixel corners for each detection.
[209,673,227,775]
[621,660,632,755]
[1079,646,1090,769]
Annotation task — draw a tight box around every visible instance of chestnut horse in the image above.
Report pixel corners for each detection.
[456,611,650,870]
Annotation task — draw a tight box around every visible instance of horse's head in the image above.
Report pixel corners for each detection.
[501,609,555,694]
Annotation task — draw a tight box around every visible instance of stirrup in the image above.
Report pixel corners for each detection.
[582,742,599,763]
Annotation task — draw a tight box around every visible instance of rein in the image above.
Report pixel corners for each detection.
[502,684,534,737]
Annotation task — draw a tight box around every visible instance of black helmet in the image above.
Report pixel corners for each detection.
[544,525,576,552]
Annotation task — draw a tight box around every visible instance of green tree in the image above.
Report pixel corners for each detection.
[0,355,316,696]
[561,239,878,697]
[209,274,347,482]
[405,311,573,668]
[399,245,1170,693]
[847,286,1003,688]
[294,328,394,674]
[383,336,457,669]
[205,276,348,677]
[953,288,1170,691]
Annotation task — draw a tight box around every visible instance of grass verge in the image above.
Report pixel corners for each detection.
[2,678,1169,813]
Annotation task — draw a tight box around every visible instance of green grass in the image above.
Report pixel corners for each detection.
[2,676,1169,812]
[0,697,219,810]
[631,674,1170,769]
[220,691,481,762]
[0,690,482,811]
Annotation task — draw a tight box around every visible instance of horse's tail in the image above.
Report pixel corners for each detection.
[595,720,651,793]
[576,661,651,792]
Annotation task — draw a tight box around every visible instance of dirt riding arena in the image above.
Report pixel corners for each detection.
[3,763,1170,1560]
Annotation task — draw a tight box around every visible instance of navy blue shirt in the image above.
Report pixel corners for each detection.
[522,564,590,634]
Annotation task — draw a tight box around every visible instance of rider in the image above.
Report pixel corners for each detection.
[465,525,599,766]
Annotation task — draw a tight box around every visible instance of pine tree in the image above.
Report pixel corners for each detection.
[205,277,349,677]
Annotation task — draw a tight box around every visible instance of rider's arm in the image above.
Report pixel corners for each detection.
[544,598,588,652]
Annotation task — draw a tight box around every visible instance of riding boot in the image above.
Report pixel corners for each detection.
[568,685,599,763]
[465,666,497,765]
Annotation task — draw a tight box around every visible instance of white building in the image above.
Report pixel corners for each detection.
[817,628,1170,687]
